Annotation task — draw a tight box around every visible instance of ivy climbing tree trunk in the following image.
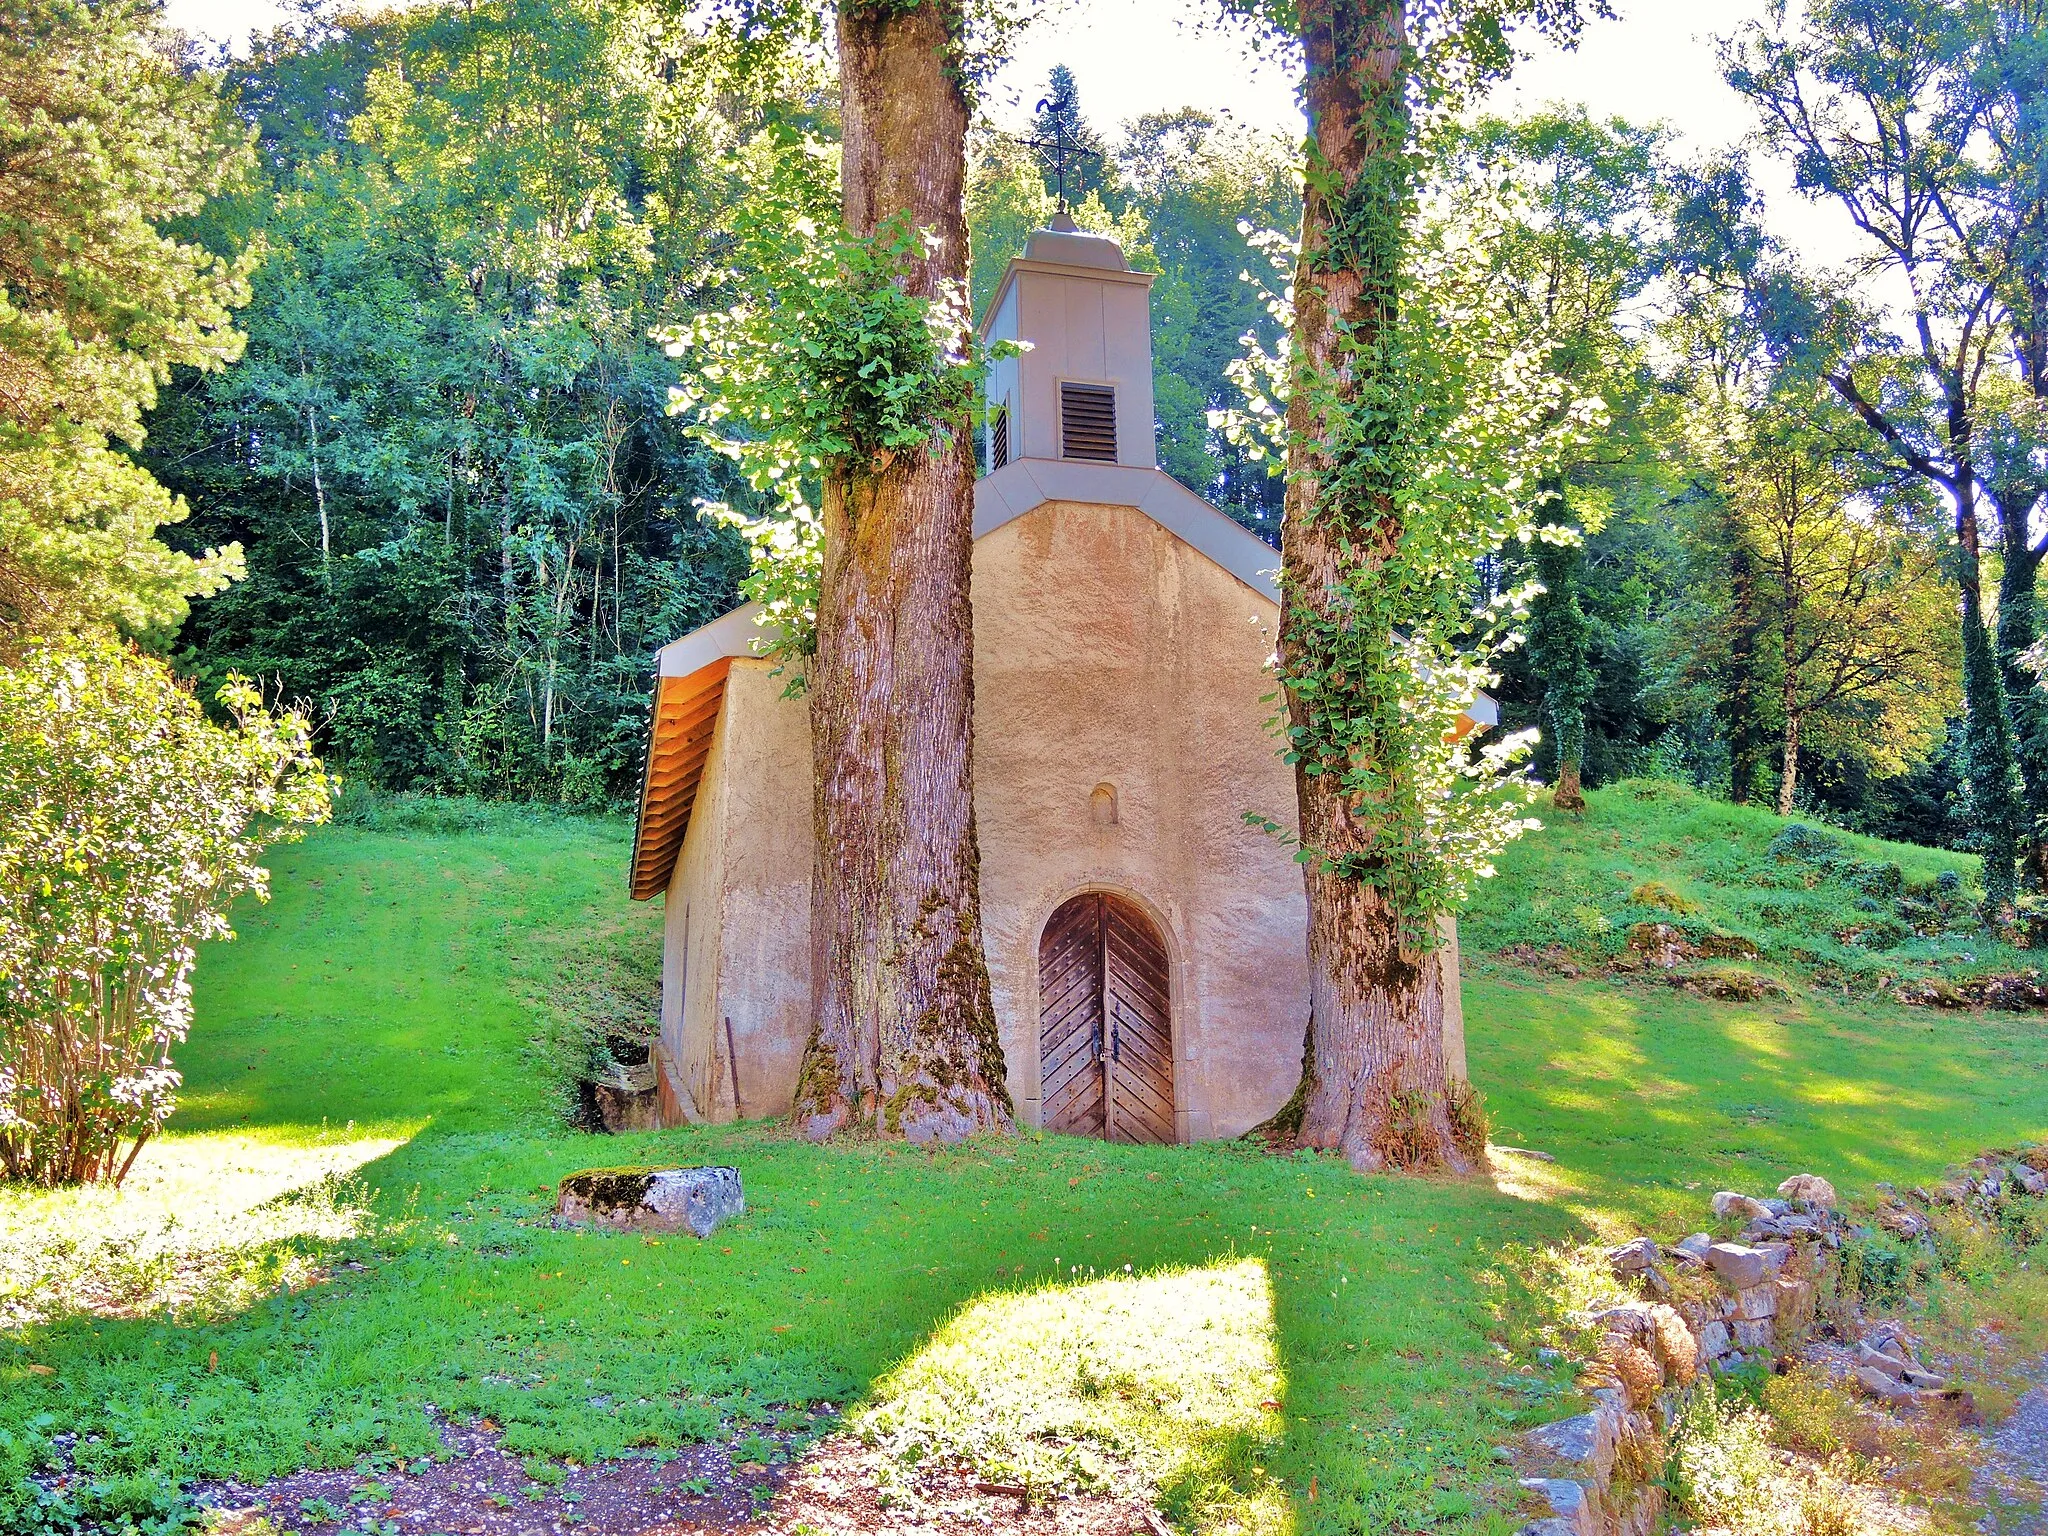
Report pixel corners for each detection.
[1265,0,1470,1176]
[790,0,1011,1142]
[1956,472,2024,926]
[1997,496,2048,889]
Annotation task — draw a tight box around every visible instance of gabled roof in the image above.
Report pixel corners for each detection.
[628,462,1498,898]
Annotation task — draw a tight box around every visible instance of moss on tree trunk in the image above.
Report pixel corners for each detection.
[792,0,1011,1144]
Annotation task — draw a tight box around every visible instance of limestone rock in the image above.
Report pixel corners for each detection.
[1774,1277,1816,1335]
[1706,1242,1768,1288]
[1712,1191,1770,1221]
[1672,1232,1713,1265]
[1607,1236,1660,1274]
[1733,1285,1777,1321]
[555,1165,744,1238]
[1626,922,1692,969]
[1732,1319,1775,1350]
[1856,1341,1907,1378]
[2012,1164,2047,1197]
[1876,1203,1931,1240]
[1518,1478,1598,1536]
[1526,1407,1618,1486]
[1900,1366,1947,1390]
[1776,1173,1837,1207]
[1854,1365,1915,1404]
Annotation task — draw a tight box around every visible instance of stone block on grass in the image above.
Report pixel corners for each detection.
[1777,1173,1837,1208]
[555,1165,744,1238]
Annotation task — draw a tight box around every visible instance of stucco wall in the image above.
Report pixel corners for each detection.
[971,498,1307,1138]
[659,699,728,1121]
[664,500,1467,1136]
[661,659,816,1121]
[707,660,815,1118]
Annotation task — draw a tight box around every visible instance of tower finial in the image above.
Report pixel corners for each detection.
[1024,109,1102,217]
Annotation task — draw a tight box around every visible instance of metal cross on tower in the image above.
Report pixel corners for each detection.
[1023,110,1102,215]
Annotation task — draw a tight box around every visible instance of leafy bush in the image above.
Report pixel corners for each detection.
[1843,860,1904,899]
[0,636,333,1184]
[1837,1230,1916,1308]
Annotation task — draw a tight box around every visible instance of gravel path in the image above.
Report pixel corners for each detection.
[188,1415,1158,1536]
[1975,1363,2048,1536]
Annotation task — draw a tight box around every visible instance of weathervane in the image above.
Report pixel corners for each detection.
[1023,108,1101,217]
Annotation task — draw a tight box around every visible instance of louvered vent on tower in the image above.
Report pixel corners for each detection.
[1059,383,1117,462]
[990,405,1010,470]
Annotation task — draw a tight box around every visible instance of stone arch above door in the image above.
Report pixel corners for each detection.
[1037,891,1174,1143]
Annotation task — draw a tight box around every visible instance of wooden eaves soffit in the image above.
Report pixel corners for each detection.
[627,604,768,900]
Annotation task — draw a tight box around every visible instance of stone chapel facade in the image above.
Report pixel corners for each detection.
[627,222,1492,1142]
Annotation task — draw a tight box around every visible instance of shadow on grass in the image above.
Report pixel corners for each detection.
[0,1119,1587,1534]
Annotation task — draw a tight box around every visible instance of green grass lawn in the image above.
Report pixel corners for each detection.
[3,794,2046,1535]
[1465,778,2011,988]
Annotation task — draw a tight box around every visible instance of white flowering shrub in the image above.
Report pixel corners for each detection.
[1213,188,1603,933]
[0,635,334,1185]
[1669,1377,1776,1525]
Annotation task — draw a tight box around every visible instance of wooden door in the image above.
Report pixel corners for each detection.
[1038,893,1174,1143]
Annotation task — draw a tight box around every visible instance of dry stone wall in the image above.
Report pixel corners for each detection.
[1512,1149,2048,1535]
[1510,1175,1844,1536]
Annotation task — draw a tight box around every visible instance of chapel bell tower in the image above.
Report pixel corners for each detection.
[978,215,1158,474]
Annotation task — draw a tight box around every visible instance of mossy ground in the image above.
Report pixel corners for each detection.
[1465,778,2010,989]
[4,791,2047,1534]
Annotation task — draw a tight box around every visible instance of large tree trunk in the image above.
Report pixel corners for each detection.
[1722,522,1767,805]
[1996,524,2048,888]
[1271,0,1467,1176]
[1778,709,1800,818]
[791,0,1011,1143]
[1957,473,2023,925]
[1778,550,1799,817]
[1555,760,1584,813]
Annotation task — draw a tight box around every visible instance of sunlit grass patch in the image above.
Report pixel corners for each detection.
[9,809,2048,1535]
[857,1258,1287,1528]
[0,1131,401,1325]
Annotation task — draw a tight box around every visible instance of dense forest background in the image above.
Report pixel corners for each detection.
[142,5,1301,804]
[122,0,2006,857]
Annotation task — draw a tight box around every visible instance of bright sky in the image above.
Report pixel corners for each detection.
[165,0,1855,259]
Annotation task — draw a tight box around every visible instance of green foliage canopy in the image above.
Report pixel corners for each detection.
[148,0,825,800]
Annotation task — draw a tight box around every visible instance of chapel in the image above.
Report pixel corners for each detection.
[627,219,1494,1143]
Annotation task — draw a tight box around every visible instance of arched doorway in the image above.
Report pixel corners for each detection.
[1038,892,1174,1143]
